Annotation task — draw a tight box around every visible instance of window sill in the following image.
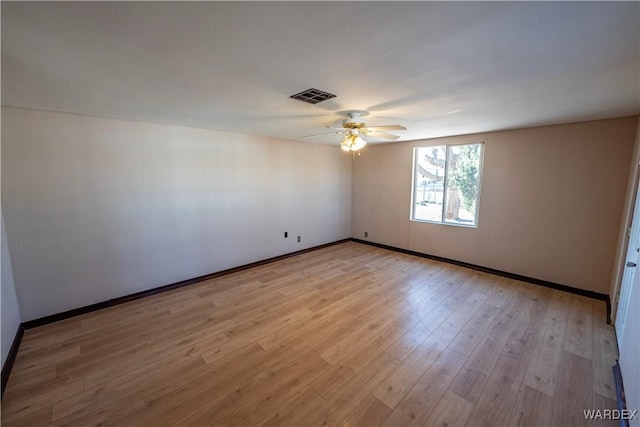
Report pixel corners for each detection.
[410,218,478,229]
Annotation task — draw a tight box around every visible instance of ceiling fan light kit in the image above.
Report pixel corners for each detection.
[300,111,406,153]
[340,133,367,152]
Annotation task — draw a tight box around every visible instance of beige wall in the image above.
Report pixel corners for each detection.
[1,107,352,321]
[352,117,638,293]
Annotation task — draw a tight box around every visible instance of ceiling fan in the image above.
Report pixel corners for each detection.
[300,111,406,152]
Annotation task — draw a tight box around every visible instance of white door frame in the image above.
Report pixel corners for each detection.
[615,176,640,345]
[611,159,640,324]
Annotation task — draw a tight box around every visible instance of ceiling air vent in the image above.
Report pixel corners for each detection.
[290,88,336,104]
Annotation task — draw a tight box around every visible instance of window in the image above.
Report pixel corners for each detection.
[411,142,483,227]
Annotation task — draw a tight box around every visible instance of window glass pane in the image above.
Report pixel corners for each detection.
[413,146,446,222]
[444,143,482,225]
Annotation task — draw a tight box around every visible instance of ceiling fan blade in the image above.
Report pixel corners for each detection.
[299,131,344,139]
[325,126,346,130]
[369,130,400,140]
[366,125,407,131]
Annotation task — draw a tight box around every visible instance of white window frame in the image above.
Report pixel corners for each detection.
[410,142,484,228]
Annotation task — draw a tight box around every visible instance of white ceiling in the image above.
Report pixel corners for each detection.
[2,2,639,146]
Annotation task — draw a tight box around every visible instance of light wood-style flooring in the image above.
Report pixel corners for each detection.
[2,241,619,426]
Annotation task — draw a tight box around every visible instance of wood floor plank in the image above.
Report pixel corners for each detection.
[339,394,393,427]
[591,392,618,427]
[260,386,326,427]
[82,329,230,391]
[302,352,400,426]
[550,351,594,426]
[286,312,370,353]
[3,378,83,424]
[2,364,58,402]
[14,340,81,367]
[67,329,229,388]
[310,362,357,399]
[440,289,489,334]
[338,319,415,372]
[564,295,593,359]
[484,276,517,308]
[447,319,513,404]
[0,243,619,427]
[592,325,618,400]
[384,322,430,362]
[219,366,331,426]
[372,327,457,409]
[99,374,232,426]
[446,365,489,407]
[508,384,554,427]
[306,276,371,312]
[255,307,342,351]
[226,351,331,411]
[50,357,214,424]
[1,405,53,427]
[172,392,237,426]
[383,349,467,427]
[318,310,406,367]
[447,302,500,357]
[466,352,527,427]
[523,290,570,397]
[423,390,475,427]
[503,303,546,362]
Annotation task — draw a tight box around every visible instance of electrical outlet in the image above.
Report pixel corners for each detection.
[297,236,301,242]
[284,232,288,238]
[365,232,368,238]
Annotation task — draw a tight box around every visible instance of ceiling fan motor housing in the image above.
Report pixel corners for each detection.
[342,112,367,129]
[299,110,404,143]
